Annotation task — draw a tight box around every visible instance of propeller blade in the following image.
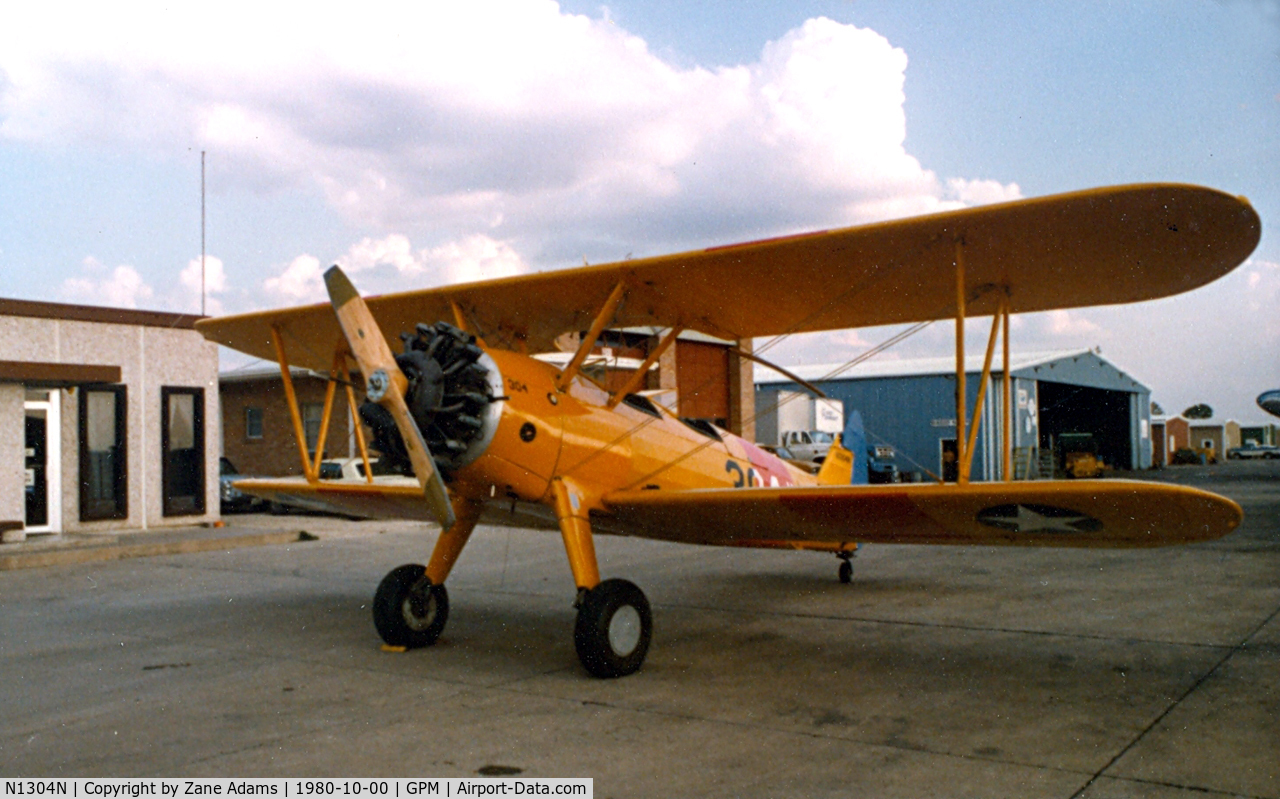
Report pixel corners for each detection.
[324,266,457,529]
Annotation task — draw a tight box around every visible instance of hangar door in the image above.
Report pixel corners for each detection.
[1037,381,1134,470]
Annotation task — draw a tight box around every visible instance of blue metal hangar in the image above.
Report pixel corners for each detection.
[755,349,1153,481]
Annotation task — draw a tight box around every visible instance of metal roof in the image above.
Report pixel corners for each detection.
[219,359,318,383]
[754,349,1097,384]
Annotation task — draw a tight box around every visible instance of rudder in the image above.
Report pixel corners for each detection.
[817,411,868,485]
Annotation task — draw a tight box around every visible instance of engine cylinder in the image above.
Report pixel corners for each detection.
[359,322,503,476]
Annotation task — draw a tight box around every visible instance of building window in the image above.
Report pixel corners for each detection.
[245,406,263,439]
[162,387,205,516]
[303,403,324,456]
[80,385,128,521]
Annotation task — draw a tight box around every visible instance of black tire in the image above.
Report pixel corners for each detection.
[372,564,449,648]
[838,559,853,584]
[574,579,652,678]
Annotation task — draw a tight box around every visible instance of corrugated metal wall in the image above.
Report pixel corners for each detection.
[755,352,1151,480]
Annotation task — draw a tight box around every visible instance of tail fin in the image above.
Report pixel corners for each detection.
[819,412,870,486]
[817,411,868,486]
[816,439,853,485]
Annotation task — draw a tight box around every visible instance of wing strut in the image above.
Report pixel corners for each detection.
[961,299,1002,483]
[1002,303,1012,481]
[955,241,968,484]
[337,352,376,484]
[606,325,682,408]
[954,239,1014,485]
[270,325,323,483]
[557,281,627,391]
[269,326,377,485]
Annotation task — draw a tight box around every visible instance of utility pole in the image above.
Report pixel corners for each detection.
[201,150,206,316]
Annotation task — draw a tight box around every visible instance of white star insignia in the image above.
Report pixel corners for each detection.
[1006,504,1090,533]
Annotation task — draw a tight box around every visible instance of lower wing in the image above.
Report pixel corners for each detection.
[232,477,436,521]
[599,480,1241,548]
[233,477,1241,549]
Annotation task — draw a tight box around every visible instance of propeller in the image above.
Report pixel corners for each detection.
[324,266,457,529]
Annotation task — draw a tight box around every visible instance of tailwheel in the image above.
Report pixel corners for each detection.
[573,579,652,678]
[837,551,854,584]
[373,564,449,648]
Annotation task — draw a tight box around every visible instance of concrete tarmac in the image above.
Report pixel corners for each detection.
[1,462,1276,797]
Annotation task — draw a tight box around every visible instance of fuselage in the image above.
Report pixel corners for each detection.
[452,347,813,513]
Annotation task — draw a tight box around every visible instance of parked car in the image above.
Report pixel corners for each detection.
[759,444,821,475]
[779,430,833,462]
[1226,443,1280,460]
[867,444,899,484]
[259,457,383,518]
[319,456,384,480]
[219,457,262,513]
[761,442,899,483]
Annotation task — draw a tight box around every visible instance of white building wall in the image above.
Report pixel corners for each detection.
[138,325,220,529]
[2,308,220,535]
[0,384,24,539]
[0,316,59,361]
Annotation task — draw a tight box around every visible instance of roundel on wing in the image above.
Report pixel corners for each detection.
[976,503,1103,534]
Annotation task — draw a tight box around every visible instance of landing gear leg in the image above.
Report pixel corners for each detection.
[552,478,652,678]
[837,549,855,584]
[371,497,483,648]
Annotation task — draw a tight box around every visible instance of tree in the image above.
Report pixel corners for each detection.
[1151,401,1164,416]
[1183,403,1213,419]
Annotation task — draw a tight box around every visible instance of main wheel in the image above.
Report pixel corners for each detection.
[573,579,652,678]
[372,564,449,648]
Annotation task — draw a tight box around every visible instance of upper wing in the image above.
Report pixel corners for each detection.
[598,480,1242,548]
[198,183,1259,369]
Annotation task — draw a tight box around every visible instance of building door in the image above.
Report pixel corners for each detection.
[162,387,205,516]
[675,339,730,427]
[80,385,127,521]
[25,414,47,527]
[941,438,959,482]
[24,390,61,532]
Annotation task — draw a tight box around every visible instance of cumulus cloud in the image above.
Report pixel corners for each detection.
[944,178,1023,207]
[0,4,1014,262]
[262,234,531,305]
[58,254,233,313]
[179,255,226,315]
[60,258,155,309]
[262,255,325,304]
[1043,309,1104,337]
[1241,259,1280,338]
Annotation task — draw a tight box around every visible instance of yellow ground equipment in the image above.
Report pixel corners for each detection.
[1059,433,1105,479]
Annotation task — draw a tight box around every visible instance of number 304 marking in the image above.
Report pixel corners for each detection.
[725,460,758,488]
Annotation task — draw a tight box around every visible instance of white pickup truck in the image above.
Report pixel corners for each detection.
[779,430,834,462]
[1226,443,1279,460]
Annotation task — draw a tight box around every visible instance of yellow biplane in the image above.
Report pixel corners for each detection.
[198,183,1259,678]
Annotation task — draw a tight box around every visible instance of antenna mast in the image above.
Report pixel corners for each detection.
[201,150,206,316]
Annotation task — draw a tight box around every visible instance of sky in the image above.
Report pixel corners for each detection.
[0,0,1277,423]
